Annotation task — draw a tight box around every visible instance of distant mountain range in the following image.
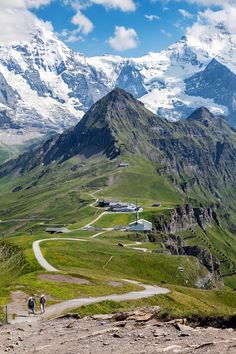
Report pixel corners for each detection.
[0,22,236,146]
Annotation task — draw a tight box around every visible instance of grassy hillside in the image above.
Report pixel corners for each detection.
[97,156,183,207]
[73,285,236,319]
[0,153,235,319]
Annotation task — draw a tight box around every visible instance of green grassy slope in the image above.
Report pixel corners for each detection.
[0,152,235,319]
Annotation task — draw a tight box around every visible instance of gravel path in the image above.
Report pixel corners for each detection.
[33,238,88,272]
[42,281,169,319]
[26,238,170,322]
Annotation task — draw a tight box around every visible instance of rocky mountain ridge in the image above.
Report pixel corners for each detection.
[0,88,236,210]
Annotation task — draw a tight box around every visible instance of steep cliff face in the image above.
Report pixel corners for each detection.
[164,235,221,287]
[148,204,222,287]
[185,59,236,120]
[151,205,220,234]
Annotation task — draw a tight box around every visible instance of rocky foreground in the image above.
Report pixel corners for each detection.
[0,308,235,353]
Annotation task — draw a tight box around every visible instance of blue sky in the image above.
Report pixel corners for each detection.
[0,1,234,57]
[32,0,202,56]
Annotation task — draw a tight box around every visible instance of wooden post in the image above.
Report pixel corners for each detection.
[5,305,8,324]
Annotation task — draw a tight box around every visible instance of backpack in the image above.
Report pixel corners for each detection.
[40,296,46,304]
[28,298,35,308]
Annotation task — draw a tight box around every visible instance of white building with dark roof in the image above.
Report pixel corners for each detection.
[127,219,152,232]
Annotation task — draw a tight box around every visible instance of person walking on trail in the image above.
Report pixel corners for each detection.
[40,294,46,314]
[28,296,36,315]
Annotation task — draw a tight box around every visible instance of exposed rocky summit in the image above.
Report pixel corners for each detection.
[185,59,236,124]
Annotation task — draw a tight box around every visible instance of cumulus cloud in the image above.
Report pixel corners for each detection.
[0,0,137,45]
[108,26,138,51]
[26,0,52,8]
[72,10,94,34]
[186,4,236,37]
[0,0,52,8]
[63,0,136,42]
[145,14,160,21]
[204,5,236,34]
[0,1,53,44]
[91,0,136,12]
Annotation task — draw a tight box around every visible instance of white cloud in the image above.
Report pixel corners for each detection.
[72,10,94,34]
[161,29,172,38]
[186,4,236,37]
[178,9,193,18]
[184,0,236,6]
[0,0,52,8]
[63,0,136,40]
[0,0,25,8]
[26,0,52,8]
[91,0,136,11]
[0,1,53,44]
[145,14,160,21]
[108,26,138,51]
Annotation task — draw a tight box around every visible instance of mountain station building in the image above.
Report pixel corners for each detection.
[127,219,152,232]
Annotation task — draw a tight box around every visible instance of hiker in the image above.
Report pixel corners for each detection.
[40,294,46,314]
[28,296,36,315]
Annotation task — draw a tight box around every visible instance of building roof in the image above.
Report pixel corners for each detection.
[129,219,152,226]
[45,227,67,233]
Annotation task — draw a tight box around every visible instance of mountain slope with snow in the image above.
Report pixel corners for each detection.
[0,21,235,148]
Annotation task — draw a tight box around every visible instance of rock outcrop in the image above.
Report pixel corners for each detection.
[165,237,221,286]
[151,204,220,234]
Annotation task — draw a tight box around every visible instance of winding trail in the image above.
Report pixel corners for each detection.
[33,238,88,272]
[43,280,169,319]
[11,190,170,323]
[27,237,170,321]
[81,211,108,229]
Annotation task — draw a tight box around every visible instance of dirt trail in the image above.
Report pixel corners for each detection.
[8,238,169,323]
[15,235,170,322]
[40,281,169,320]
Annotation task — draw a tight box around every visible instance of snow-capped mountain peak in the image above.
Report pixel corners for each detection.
[0,22,235,146]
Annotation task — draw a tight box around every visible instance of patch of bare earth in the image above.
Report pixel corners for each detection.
[1,308,235,353]
[38,274,90,285]
[107,281,123,288]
